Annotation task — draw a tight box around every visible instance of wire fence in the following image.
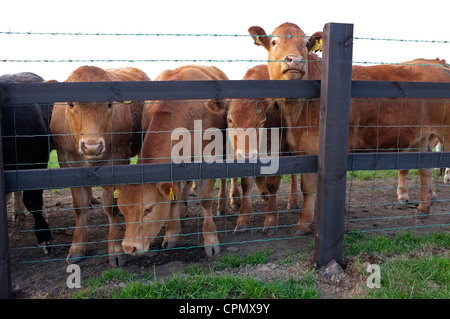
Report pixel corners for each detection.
[1,23,450,298]
[2,29,450,80]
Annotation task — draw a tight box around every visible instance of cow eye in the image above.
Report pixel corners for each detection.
[107,102,113,108]
[271,40,277,46]
[68,102,74,109]
[143,206,153,217]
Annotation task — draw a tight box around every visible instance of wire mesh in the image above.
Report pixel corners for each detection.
[1,29,450,299]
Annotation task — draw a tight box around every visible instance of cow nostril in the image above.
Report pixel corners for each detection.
[80,140,105,154]
[123,244,137,254]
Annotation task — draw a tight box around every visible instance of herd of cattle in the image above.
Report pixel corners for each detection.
[2,22,450,267]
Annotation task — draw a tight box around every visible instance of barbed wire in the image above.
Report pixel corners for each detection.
[354,36,450,44]
[2,58,450,68]
[0,31,305,38]
[2,30,450,44]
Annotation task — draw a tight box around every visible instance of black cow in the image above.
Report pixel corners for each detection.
[0,72,53,252]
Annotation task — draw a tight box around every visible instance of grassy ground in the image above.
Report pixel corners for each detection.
[49,150,448,299]
[68,232,449,299]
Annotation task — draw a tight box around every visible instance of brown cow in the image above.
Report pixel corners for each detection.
[208,64,299,234]
[117,65,228,258]
[309,31,446,202]
[248,22,450,234]
[50,65,150,266]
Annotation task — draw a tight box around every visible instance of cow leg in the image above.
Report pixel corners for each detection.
[163,182,184,249]
[397,169,410,204]
[162,201,182,249]
[199,179,220,257]
[287,174,300,210]
[88,187,100,206]
[67,187,91,264]
[229,178,241,211]
[12,191,26,222]
[179,180,191,220]
[190,180,199,196]
[216,179,227,216]
[262,175,281,235]
[22,189,53,253]
[442,168,450,184]
[294,173,316,235]
[233,177,254,233]
[416,168,433,219]
[255,176,268,202]
[102,186,126,267]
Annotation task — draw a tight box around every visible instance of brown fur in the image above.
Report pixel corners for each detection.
[212,65,300,233]
[249,22,450,234]
[50,65,150,266]
[118,65,229,258]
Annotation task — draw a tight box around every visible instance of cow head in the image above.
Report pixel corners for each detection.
[248,22,309,80]
[206,97,276,160]
[65,101,113,160]
[307,31,323,53]
[228,99,277,160]
[64,66,119,160]
[118,182,178,255]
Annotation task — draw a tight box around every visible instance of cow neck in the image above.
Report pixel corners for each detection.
[278,98,317,128]
[139,111,174,164]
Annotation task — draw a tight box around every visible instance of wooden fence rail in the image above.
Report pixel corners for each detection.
[2,22,450,298]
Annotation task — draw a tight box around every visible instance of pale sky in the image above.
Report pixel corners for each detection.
[1,0,449,81]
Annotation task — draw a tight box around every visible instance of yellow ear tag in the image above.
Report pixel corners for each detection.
[114,189,120,199]
[169,187,177,201]
[311,38,323,53]
[255,36,263,46]
[122,101,133,104]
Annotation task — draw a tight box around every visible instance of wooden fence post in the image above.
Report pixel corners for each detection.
[0,129,12,299]
[314,23,354,268]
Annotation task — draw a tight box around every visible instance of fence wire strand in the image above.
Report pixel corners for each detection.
[2,30,450,270]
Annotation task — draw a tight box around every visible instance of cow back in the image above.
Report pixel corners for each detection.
[0,73,53,170]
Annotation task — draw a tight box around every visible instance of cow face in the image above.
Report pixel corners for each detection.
[227,99,273,160]
[65,101,113,160]
[118,182,177,255]
[249,22,309,81]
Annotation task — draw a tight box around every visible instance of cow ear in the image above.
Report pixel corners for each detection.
[307,31,323,53]
[205,99,228,114]
[158,182,178,201]
[248,26,270,50]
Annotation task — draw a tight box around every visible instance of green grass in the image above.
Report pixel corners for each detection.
[105,273,319,299]
[367,256,449,299]
[343,231,450,256]
[213,249,273,270]
[70,249,320,299]
[344,232,449,299]
[68,233,448,299]
[47,149,60,169]
[347,168,443,181]
[47,150,138,168]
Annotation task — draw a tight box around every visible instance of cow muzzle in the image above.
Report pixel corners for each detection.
[122,239,146,255]
[79,137,105,159]
[281,55,306,80]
